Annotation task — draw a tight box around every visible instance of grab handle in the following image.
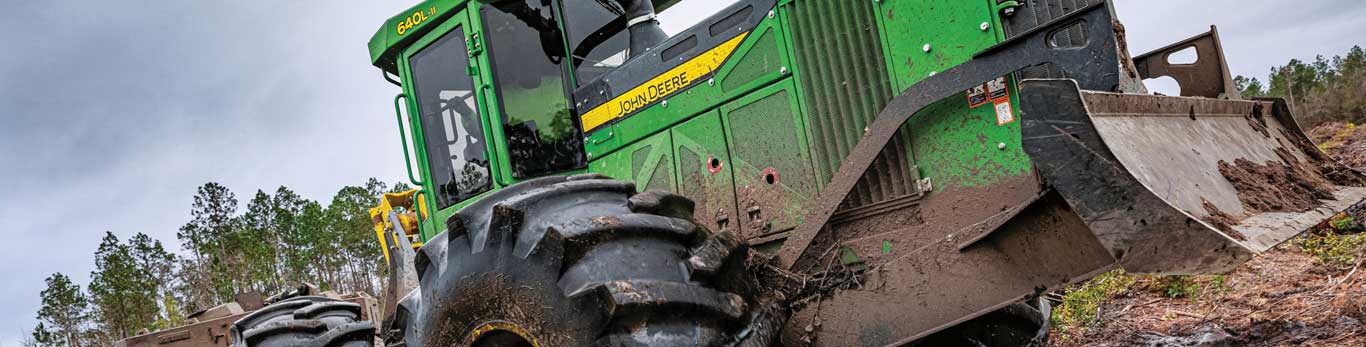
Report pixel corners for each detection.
[394,93,423,186]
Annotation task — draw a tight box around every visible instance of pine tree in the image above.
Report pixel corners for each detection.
[326,181,387,295]
[272,187,317,287]
[87,233,139,343]
[33,273,88,347]
[27,324,56,347]
[1234,75,1267,97]
[127,233,179,330]
[239,189,281,294]
[176,182,239,310]
[88,232,164,342]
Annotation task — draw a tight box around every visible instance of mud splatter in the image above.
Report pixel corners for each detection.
[1201,198,1246,241]
[1246,113,1271,138]
[1217,148,1338,214]
[590,215,622,228]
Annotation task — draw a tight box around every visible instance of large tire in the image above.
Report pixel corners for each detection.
[231,296,376,347]
[908,298,1051,347]
[403,174,751,347]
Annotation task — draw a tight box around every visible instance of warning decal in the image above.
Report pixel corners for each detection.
[967,84,988,108]
[986,77,1008,102]
[994,100,1015,126]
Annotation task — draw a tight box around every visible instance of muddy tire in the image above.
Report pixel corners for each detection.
[909,298,1051,347]
[231,296,376,347]
[402,175,751,347]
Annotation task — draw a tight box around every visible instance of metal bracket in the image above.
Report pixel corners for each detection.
[1133,25,1238,99]
[995,0,1023,17]
[466,33,484,57]
[776,0,1125,270]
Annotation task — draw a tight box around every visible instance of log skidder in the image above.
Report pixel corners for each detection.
[354,0,1366,344]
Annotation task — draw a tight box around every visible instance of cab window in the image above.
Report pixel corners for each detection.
[561,0,630,85]
[482,0,587,179]
[409,28,492,209]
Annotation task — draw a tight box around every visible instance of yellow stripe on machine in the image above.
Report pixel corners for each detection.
[580,32,750,132]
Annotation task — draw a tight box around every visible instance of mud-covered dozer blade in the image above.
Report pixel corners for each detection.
[1020,79,1366,275]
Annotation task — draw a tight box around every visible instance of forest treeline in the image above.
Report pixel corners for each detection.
[1235,45,1366,127]
[23,179,408,347]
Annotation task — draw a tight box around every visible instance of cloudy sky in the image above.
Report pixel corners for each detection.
[1,0,1363,345]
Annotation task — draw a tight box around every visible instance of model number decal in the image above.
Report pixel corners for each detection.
[580,32,750,132]
[397,7,437,36]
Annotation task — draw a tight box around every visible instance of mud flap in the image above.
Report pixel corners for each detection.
[1020,79,1366,275]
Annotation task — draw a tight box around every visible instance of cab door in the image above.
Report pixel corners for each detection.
[475,0,588,183]
[400,8,501,241]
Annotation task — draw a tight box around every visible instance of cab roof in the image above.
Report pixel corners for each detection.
[368,0,470,75]
[368,0,682,75]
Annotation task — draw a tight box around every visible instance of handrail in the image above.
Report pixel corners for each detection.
[480,84,513,188]
[394,93,423,186]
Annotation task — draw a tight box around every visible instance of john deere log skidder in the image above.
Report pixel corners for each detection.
[228,0,1366,346]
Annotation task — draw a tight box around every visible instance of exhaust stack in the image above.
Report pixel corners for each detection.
[616,0,668,58]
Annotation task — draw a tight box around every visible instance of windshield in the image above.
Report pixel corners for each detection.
[482,0,587,179]
[409,28,492,208]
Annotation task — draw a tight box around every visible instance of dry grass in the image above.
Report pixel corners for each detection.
[1050,239,1366,347]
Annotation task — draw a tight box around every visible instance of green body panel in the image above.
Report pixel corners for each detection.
[670,111,740,233]
[871,0,1032,188]
[591,131,677,193]
[718,80,817,238]
[905,80,1030,188]
[583,13,792,162]
[377,0,1036,241]
[873,0,999,91]
[580,8,815,239]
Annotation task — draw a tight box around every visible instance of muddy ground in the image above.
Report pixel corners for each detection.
[1049,122,1366,347]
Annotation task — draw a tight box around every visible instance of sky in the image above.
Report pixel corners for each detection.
[1,0,1364,345]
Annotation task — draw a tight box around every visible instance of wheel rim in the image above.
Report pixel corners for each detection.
[466,321,538,347]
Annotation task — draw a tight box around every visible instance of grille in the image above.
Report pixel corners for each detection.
[788,0,918,209]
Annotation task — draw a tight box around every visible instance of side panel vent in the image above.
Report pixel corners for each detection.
[788,0,917,209]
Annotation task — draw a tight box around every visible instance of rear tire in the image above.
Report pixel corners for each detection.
[403,174,752,347]
[231,296,376,347]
